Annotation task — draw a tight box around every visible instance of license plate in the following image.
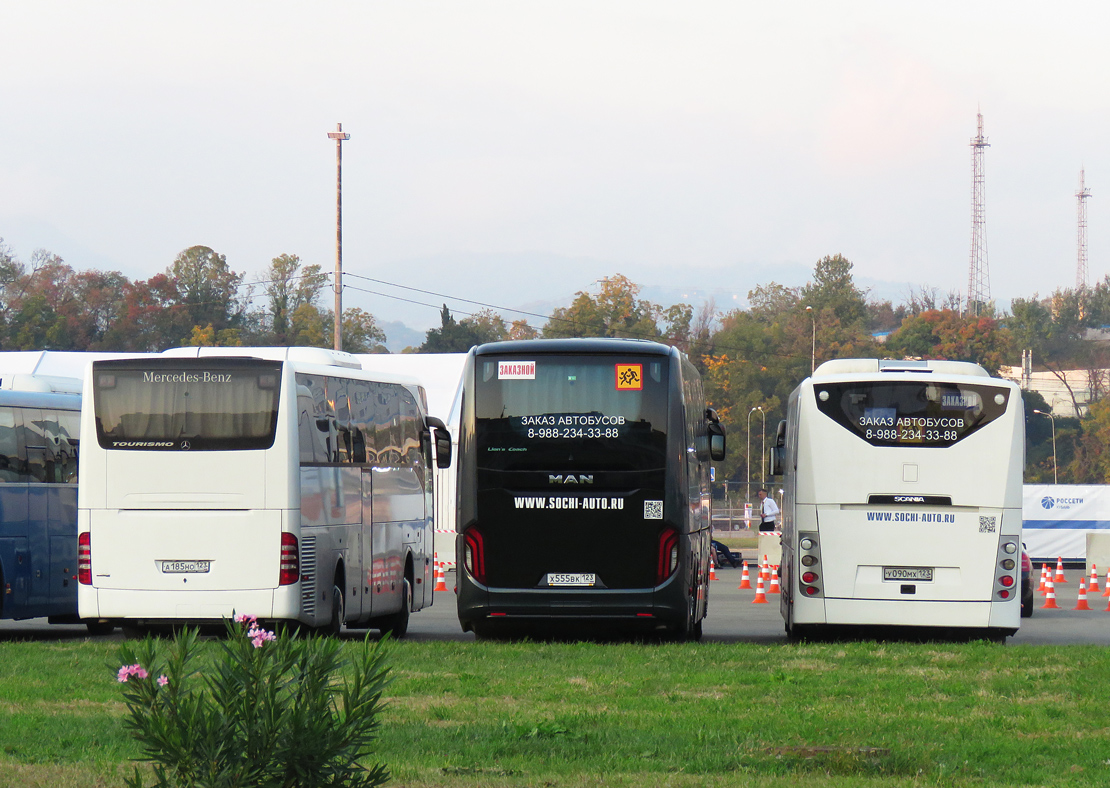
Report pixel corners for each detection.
[883,566,933,582]
[161,560,211,574]
[546,573,596,587]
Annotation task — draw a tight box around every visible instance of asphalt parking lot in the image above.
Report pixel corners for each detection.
[4,565,1108,645]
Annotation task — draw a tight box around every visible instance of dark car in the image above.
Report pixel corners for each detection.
[1021,546,1033,618]
[712,540,741,568]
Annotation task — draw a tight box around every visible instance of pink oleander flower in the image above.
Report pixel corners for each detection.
[157,675,169,687]
[117,664,149,682]
[233,613,257,626]
[248,626,277,648]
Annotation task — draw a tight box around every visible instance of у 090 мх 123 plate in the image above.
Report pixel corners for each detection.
[883,566,934,582]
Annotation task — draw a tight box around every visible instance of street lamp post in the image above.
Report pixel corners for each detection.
[746,406,764,505]
[723,481,731,530]
[805,305,815,374]
[1033,409,1058,484]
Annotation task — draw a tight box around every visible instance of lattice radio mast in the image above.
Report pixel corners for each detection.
[1077,168,1092,290]
[967,111,990,317]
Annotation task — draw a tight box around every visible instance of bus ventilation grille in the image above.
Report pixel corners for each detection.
[300,536,318,617]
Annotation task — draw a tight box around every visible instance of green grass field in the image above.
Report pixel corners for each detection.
[1,637,1108,787]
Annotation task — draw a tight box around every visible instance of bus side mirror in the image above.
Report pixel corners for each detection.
[770,446,785,477]
[426,416,453,469]
[434,427,452,469]
[775,419,786,448]
[708,421,726,462]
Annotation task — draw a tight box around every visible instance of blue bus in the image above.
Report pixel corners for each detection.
[0,387,110,633]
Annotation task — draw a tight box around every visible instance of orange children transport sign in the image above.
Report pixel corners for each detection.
[615,363,643,390]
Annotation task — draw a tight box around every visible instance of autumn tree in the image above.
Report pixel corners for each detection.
[168,245,247,340]
[543,274,663,339]
[261,254,328,344]
[883,309,1013,372]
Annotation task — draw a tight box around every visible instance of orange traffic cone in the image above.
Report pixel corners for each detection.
[1041,576,1059,609]
[769,565,781,594]
[1103,568,1110,597]
[752,573,768,604]
[760,554,770,582]
[1090,564,1101,594]
[433,559,448,592]
[738,561,752,589]
[1055,556,1067,583]
[709,555,719,581]
[1105,594,1110,612]
[1075,577,1092,610]
[1038,563,1048,595]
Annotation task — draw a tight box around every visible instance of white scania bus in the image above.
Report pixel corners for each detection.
[77,347,451,635]
[776,359,1024,641]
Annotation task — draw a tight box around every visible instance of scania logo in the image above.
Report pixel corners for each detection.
[1041,496,1055,509]
[548,474,593,485]
[894,496,925,503]
[180,440,192,451]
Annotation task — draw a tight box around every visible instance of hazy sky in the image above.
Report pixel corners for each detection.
[3,2,1110,335]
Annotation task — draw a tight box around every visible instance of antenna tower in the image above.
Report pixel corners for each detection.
[967,112,990,317]
[1077,168,1092,290]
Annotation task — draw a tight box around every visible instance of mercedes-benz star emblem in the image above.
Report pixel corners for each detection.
[180,440,191,451]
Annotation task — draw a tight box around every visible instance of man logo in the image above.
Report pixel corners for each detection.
[1041,496,1055,510]
[549,474,593,485]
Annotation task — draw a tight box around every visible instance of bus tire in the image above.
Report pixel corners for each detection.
[85,620,115,636]
[379,578,412,639]
[323,585,345,637]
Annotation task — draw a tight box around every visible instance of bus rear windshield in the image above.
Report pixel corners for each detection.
[94,361,282,451]
[814,380,1010,448]
[475,355,668,471]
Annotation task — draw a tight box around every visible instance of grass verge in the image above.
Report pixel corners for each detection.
[1,637,1108,787]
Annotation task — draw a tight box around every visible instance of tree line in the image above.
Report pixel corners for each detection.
[5,235,1108,485]
[0,240,387,354]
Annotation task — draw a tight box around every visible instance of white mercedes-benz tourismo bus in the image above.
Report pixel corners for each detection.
[775,358,1024,641]
[77,347,451,635]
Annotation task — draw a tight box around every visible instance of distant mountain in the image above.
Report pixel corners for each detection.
[380,321,426,353]
[355,251,942,346]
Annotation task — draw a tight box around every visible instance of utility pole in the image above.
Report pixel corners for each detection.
[1077,169,1092,290]
[327,122,350,351]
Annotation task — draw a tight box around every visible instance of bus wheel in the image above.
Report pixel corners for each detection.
[85,620,115,637]
[323,585,345,637]
[380,578,411,639]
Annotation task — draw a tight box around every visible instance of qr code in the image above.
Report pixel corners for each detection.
[979,516,997,533]
[644,500,663,520]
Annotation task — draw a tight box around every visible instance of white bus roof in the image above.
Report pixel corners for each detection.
[813,358,992,379]
[162,346,363,369]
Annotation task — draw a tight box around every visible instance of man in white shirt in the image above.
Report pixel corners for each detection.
[757,488,779,532]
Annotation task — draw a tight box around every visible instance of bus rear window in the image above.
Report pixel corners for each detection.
[814,380,1010,448]
[475,355,668,471]
[94,361,282,451]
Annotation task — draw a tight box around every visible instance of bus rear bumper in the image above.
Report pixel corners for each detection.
[797,597,1019,629]
[79,587,304,624]
[458,586,685,632]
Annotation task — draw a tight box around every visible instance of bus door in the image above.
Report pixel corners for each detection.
[355,467,373,619]
[23,408,54,605]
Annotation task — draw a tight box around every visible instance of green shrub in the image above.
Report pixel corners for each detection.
[115,616,390,788]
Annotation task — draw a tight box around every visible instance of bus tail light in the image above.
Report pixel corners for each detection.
[464,527,486,585]
[656,527,679,585]
[279,533,299,585]
[78,532,91,585]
